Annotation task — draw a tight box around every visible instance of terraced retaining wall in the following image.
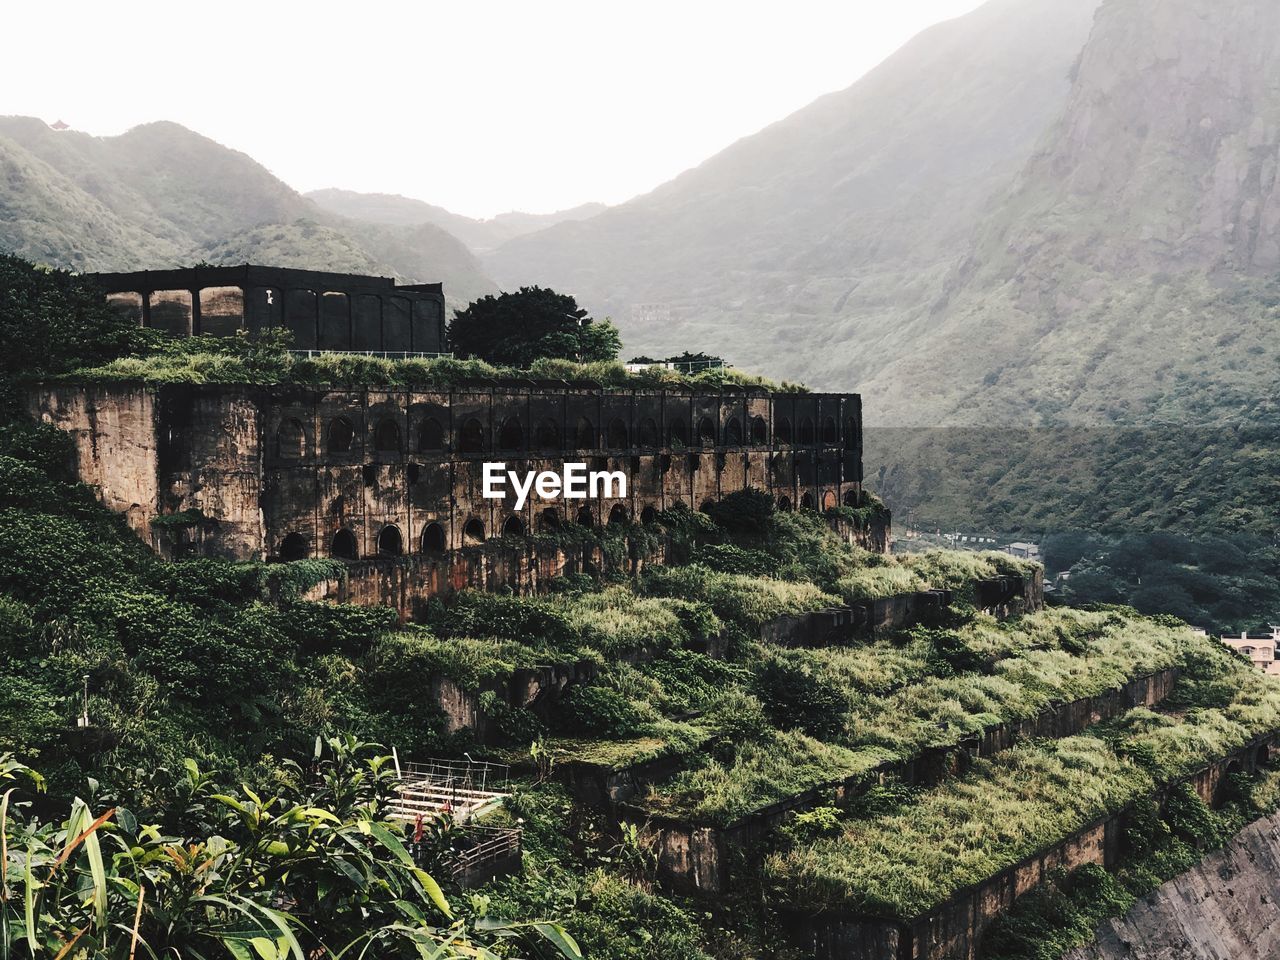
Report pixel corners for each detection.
[792,733,1280,960]
[634,666,1180,896]
[758,572,1044,650]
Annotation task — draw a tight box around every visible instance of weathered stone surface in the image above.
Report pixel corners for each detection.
[1066,810,1280,960]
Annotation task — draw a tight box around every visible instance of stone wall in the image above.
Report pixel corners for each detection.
[29,381,871,604]
[794,733,1280,960]
[638,667,1179,897]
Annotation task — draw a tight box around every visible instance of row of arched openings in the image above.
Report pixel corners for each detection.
[278,412,855,458]
[278,501,667,561]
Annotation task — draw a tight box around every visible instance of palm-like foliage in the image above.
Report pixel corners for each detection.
[1,741,579,960]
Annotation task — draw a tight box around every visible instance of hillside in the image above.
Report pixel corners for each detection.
[0,117,496,306]
[308,187,608,253]
[485,0,1101,389]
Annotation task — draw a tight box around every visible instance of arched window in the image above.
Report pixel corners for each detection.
[799,418,816,445]
[750,416,767,445]
[421,522,446,553]
[844,418,858,450]
[575,417,595,450]
[844,489,860,507]
[697,417,716,445]
[724,418,743,446]
[374,418,402,453]
[327,417,354,453]
[822,417,837,444]
[669,419,690,448]
[377,525,403,556]
[777,496,793,512]
[418,417,445,452]
[576,506,596,528]
[539,508,561,531]
[535,418,561,450]
[607,418,628,450]
[637,418,660,448]
[502,515,526,538]
[279,532,309,561]
[463,518,486,545]
[459,418,485,454]
[608,504,629,526]
[277,419,306,458]
[331,529,358,560]
[641,505,658,525]
[498,417,524,452]
[822,490,837,511]
[776,418,793,445]
[801,491,816,510]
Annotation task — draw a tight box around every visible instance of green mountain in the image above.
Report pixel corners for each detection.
[307,187,607,253]
[0,117,496,308]
[485,0,1103,393]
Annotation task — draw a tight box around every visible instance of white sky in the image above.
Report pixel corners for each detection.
[3,0,985,218]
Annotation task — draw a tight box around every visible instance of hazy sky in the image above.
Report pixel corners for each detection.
[4,0,984,218]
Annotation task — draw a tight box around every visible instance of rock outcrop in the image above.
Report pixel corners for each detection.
[1066,810,1280,960]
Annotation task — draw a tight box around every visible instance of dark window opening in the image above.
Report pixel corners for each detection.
[502,515,526,538]
[407,463,421,484]
[498,417,524,452]
[463,518,487,545]
[724,417,743,446]
[362,463,377,486]
[844,489,859,507]
[535,418,561,450]
[776,418,794,445]
[331,529,358,560]
[608,504,628,526]
[327,417,354,453]
[607,418,628,450]
[330,495,346,517]
[641,505,658,525]
[801,491,816,510]
[669,419,690,447]
[750,416,767,444]
[377,525,403,556]
[418,417,446,452]
[576,506,595,528]
[799,418,816,445]
[277,419,306,458]
[374,418,402,453]
[421,522,446,553]
[637,417,660,448]
[777,496,793,512]
[697,417,716,445]
[845,418,858,450]
[279,532,309,561]
[575,417,595,451]
[459,418,485,454]
[822,417,837,444]
[539,508,561,531]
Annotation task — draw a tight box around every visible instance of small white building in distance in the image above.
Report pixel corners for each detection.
[1004,542,1041,560]
[1221,627,1280,677]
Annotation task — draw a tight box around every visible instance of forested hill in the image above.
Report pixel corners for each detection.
[485,0,1102,399]
[0,116,498,308]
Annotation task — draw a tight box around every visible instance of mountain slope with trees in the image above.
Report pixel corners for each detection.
[0,117,496,306]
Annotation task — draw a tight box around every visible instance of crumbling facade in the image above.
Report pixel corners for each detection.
[92,265,447,353]
[30,381,866,569]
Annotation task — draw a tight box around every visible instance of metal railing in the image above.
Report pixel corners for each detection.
[288,350,455,361]
[398,758,510,793]
[445,826,523,880]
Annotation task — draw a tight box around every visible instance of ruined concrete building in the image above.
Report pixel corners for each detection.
[94,265,448,352]
[32,266,876,616]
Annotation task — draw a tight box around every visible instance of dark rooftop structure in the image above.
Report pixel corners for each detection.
[91,264,448,354]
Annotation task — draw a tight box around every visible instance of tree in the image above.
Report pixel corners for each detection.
[448,287,621,366]
[0,255,138,390]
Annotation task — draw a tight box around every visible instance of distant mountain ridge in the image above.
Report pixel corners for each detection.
[306,188,607,253]
[0,117,497,308]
